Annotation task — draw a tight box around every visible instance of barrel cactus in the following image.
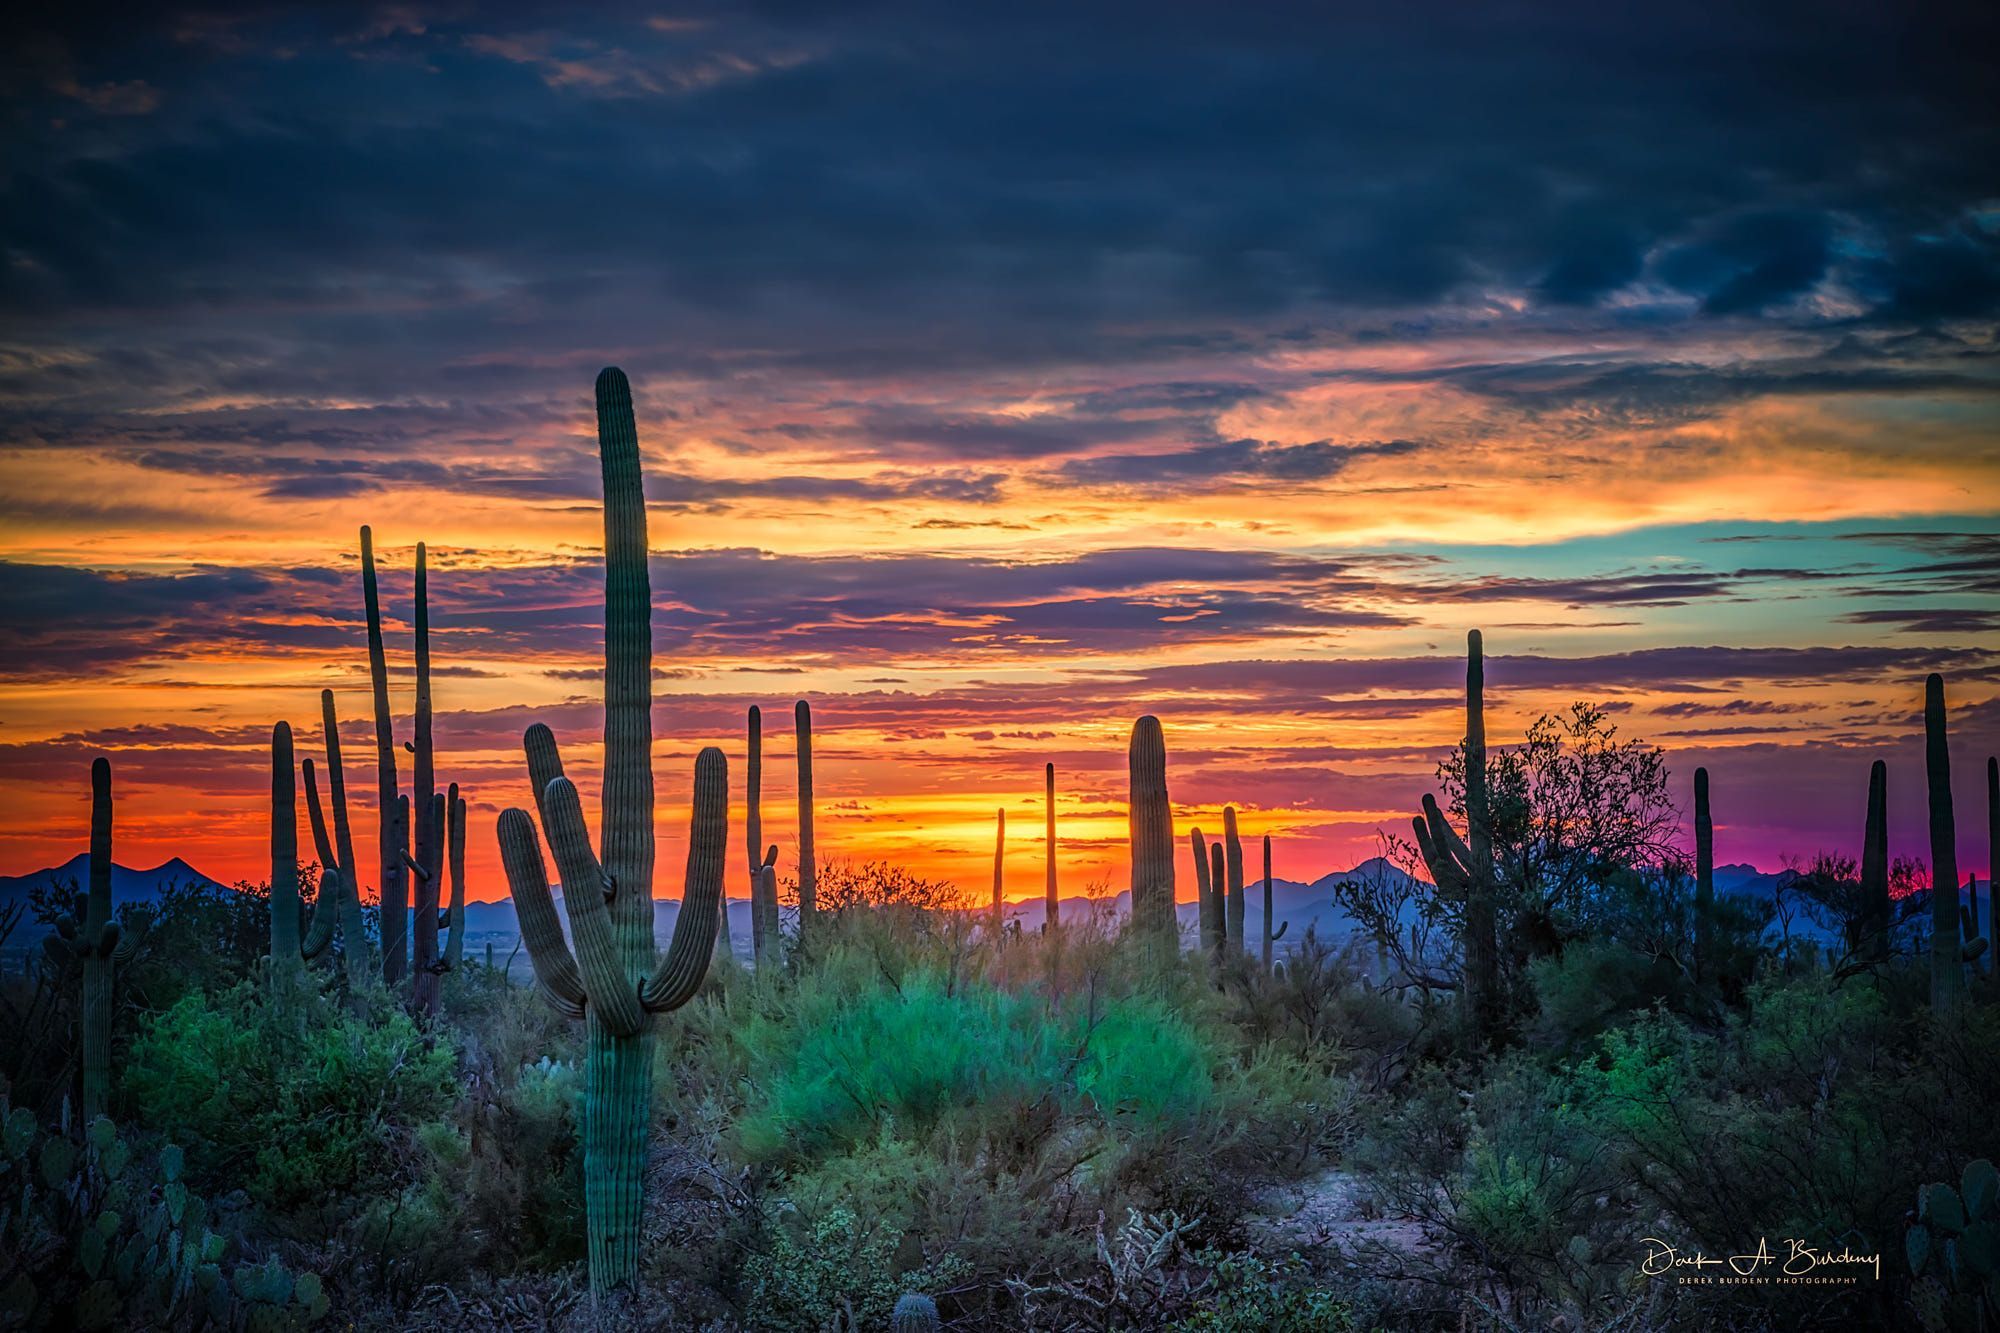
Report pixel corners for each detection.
[1127,716,1176,941]
[892,1292,941,1332]
[1907,1158,1998,1332]
[494,368,729,1297]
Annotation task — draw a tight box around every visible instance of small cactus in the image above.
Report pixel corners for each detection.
[892,1292,941,1333]
[1906,1159,1999,1331]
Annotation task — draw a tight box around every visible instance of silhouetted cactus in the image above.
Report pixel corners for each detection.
[63,760,121,1121]
[1223,807,1245,954]
[269,723,336,1013]
[893,1292,941,1333]
[1208,843,1225,957]
[303,689,370,975]
[1127,716,1175,941]
[1261,834,1287,970]
[796,700,816,937]
[410,542,445,1013]
[443,783,467,972]
[1192,828,1220,957]
[1411,629,1498,1039]
[361,524,407,987]
[1905,1158,1998,1331]
[753,844,779,959]
[991,807,1007,936]
[1928,674,1968,1009]
[1861,759,1889,964]
[494,368,729,1298]
[1694,767,1713,982]
[1045,762,1059,930]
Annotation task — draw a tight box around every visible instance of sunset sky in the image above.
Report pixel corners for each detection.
[2,1,1997,904]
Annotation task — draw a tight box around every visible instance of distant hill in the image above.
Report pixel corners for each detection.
[0,853,224,909]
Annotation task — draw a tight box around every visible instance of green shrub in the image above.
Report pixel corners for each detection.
[124,982,459,1209]
[741,1202,968,1332]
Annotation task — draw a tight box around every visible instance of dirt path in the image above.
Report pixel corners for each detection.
[1244,1167,1438,1260]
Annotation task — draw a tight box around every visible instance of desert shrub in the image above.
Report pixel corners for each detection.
[1168,1249,1355,1332]
[123,982,459,1209]
[740,1201,969,1331]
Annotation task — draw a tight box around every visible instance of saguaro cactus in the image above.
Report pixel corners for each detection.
[1412,630,1499,1040]
[796,700,816,936]
[1127,716,1176,941]
[443,783,467,972]
[361,524,408,986]
[1045,762,1059,930]
[744,706,764,956]
[63,760,124,1121]
[1209,844,1226,956]
[1862,760,1889,964]
[494,368,729,1297]
[303,689,371,973]
[1223,807,1245,954]
[1192,828,1220,956]
[1694,767,1713,982]
[270,723,338,1011]
[1928,674,1967,1010]
[410,542,447,1013]
[992,808,1006,936]
[1261,834,1286,970]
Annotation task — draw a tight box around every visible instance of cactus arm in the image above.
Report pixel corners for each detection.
[361,525,408,985]
[1192,828,1217,952]
[542,777,646,1037]
[497,808,587,1018]
[443,784,467,971]
[1412,811,1466,892]
[524,723,567,831]
[298,760,340,962]
[1420,794,1475,878]
[641,748,728,1012]
[317,689,371,970]
[1273,920,1289,941]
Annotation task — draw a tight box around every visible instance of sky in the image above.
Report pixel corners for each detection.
[1,1,1997,904]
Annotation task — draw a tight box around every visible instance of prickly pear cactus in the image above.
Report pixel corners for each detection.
[892,1291,941,1332]
[1906,1158,1999,1332]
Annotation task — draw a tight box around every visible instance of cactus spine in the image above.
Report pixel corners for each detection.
[1127,716,1175,941]
[1223,807,1245,954]
[1862,760,1889,964]
[796,700,816,937]
[892,1293,941,1333]
[361,524,407,986]
[1694,767,1713,982]
[494,368,729,1297]
[1045,762,1058,929]
[1928,674,1966,1010]
[1412,630,1499,1040]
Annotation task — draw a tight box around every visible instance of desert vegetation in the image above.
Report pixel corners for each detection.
[1,370,1994,1332]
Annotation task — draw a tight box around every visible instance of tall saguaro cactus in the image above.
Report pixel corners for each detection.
[796,700,816,936]
[1928,674,1966,1010]
[1412,630,1499,1041]
[361,524,408,986]
[1693,768,1713,982]
[410,542,447,1013]
[1045,763,1058,929]
[1127,716,1176,941]
[1261,835,1286,970]
[76,760,120,1121]
[992,808,1006,936]
[1192,829,1219,956]
[1861,760,1889,964]
[1223,807,1245,954]
[746,705,763,955]
[270,723,337,1012]
[495,368,729,1298]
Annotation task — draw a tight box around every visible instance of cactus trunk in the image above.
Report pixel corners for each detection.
[796,700,816,937]
[494,369,727,1300]
[1127,716,1175,942]
[1223,807,1245,954]
[992,808,1006,936]
[1462,630,1498,1039]
[1862,760,1889,964]
[1694,767,1713,982]
[1192,829,1219,957]
[411,543,443,1012]
[1927,673,1965,1010]
[1045,763,1058,930]
[271,724,302,1006]
[361,525,407,986]
[81,758,114,1122]
[1261,835,1274,971]
[747,707,764,961]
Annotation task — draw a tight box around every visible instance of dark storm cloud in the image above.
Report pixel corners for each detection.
[2,0,1997,411]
